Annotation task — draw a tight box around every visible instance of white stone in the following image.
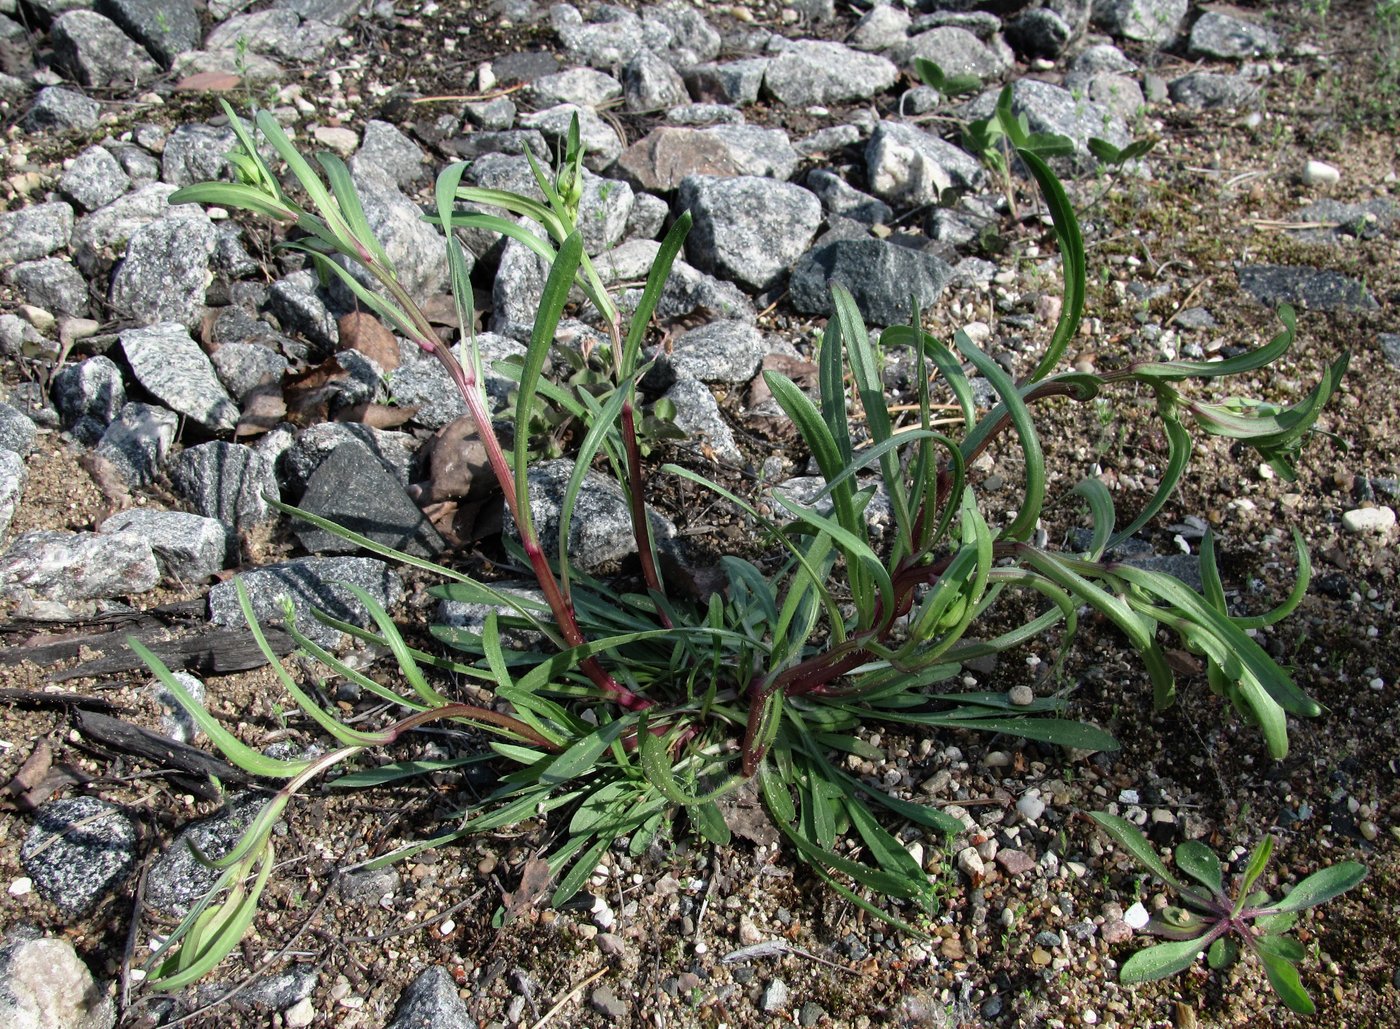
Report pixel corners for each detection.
[956,845,985,880]
[284,997,316,1028]
[1016,792,1046,822]
[8,877,32,896]
[1301,159,1340,186]
[1124,901,1149,929]
[1342,507,1395,534]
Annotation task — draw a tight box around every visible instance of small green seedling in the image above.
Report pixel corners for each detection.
[1091,812,1367,1014]
[913,57,982,99]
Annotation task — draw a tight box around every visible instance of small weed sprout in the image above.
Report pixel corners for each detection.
[1091,813,1367,1014]
[136,101,1346,992]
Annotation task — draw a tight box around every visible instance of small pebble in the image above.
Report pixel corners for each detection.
[957,846,986,881]
[1301,159,1340,185]
[284,997,316,1028]
[8,877,32,897]
[1342,507,1396,534]
[1016,792,1046,822]
[1124,901,1149,929]
[1008,684,1034,706]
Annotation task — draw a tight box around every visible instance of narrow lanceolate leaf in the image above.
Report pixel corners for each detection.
[1129,306,1296,382]
[1118,936,1210,983]
[1174,841,1224,896]
[540,717,632,787]
[1019,148,1085,382]
[1269,861,1368,913]
[1089,812,1185,892]
[1258,949,1315,1014]
[622,211,691,373]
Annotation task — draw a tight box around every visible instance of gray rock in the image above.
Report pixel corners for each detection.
[468,152,634,254]
[6,258,90,318]
[654,258,755,324]
[267,270,340,353]
[664,319,766,385]
[144,794,264,917]
[0,403,37,457]
[0,201,74,265]
[436,581,550,651]
[52,355,126,431]
[530,67,622,108]
[678,175,822,292]
[169,441,280,546]
[1237,264,1378,312]
[969,78,1129,160]
[0,450,24,545]
[665,102,746,126]
[331,168,448,307]
[764,39,898,106]
[893,26,1012,81]
[0,529,158,602]
[279,0,365,26]
[161,123,236,188]
[95,403,177,485]
[148,669,204,743]
[625,191,669,239]
[72,182,182,277]
[663,374,741,464]
[624,48,688,112]
[350,120,427,189]
[520,103,623,171]
[388,332,521,427]
[865,121,983,207]
[1188,10,1280,59]
[761,977,790,1013]
[463,96,518,130]
[169,46,284,86]
[508,459,676,572]
[849,4,911,52]
[796,123,862,158]
[1381,333,1400,370]
[1006,9,1075,59]
[550,2,653,67]
[1097,0,1188,45]
[616,124,799,191]
[50,10,159,88]
[1063,70,1146,122]
[806,169,892,225]
[1071,42,1137,75]
[386,967,478,1029]
[295,440,445,557]
[120,323,237,431]
[685,58,770,106]
[790,238,954,327]
[0,932,116,1029]
[60,146,130,212]
[21,799,136,917]
[97,0,200,66]
[590,983,627,1021]
[205,8,340,62]
[211,342,289,402]
[1168,71,1259,110]
[109,213,218,328]
[98,509,227,582]
[644,2,721,64]
[776,475,892,537]
[281,422,419,495]
[22,86,101,134]
[1287,198,1399,244]
[213,226,261,278]
[207,556,404,647]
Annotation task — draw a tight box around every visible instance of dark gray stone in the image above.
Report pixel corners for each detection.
[386,967,478,1029]
[350,120,427,189]
[806,169,892,225]
[1237,264,1378,312]
[0,403,37,457]
[1168,71,1259,110]
[295,441,445,557]
[72,182,182,277]
[865,121,983,207]
[1007,9,1074,59]
[144,794,264,917]
[0,201,74,265]
[6,257,91,317]
[211,342,289,402]
[98,509,227,582]
[790,238,954,327]
[1188,11,1280,59]
[1097,0,1188,45]
[0,450,23,545]
[97,0,200,66]
[52,355,126,431]
[590,983,627,1021]
[267,270,340,352]
[1070,42,1137,75]
[489,49,564,85]
[678,175,822,292]
[1379,334,1400,369]
[507,459,676,573]
[51,10,159,87]
[60,145,130,212]
[20,797,138,916]
[120,323,237,431]
[763,39,897,106]
[685,58,770,106]
[169,441,280,547]
[96,402,177,485]
[281,422,419,495]
[161,124,237,188]
[22,86,101,134]
[0,529,158,602]
[1288,198,1399,244]
[624,48,688,112]
[110,214,218,329]
[625,191,669,239]
[662,319,766,385]
[207,556,404,647]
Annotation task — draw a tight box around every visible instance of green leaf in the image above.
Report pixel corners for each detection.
[330,754,491,788]
[540,717,632,787]
[1258,948,1315,1014]
[693,800,732,846]
[1270,861,1367,913]
[622,211,690,373]
[1118,936,1209,983]
[1207,935,1239,969]
[1238,835,1275,902]
[1018,149,1085,382]
[1254,934,1306,962]
[1089,812,1184,892]
[1174,841,1224,895]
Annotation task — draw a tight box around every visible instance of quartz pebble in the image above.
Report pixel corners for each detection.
[1341,507,1395,534]
[1302,159,1341,186]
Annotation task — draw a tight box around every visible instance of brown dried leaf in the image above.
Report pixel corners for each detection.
[501,855,553,924]
[284,359,349,425]
[338,311,400,372]
[174,71,243,92]
[413,414,493,504]
[333,401,418,429]
[236,383,287,438]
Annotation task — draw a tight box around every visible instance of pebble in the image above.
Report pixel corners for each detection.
[1301,159,1340,186]
[1016,792,1046,822]
[762,978,790,1012]
[8,877,32,896]
[284,997,315,1028]
[1124,901,1149,929]
[1341,506,1396,534]
[956,846,986,881]
[1008,684,1035,706]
